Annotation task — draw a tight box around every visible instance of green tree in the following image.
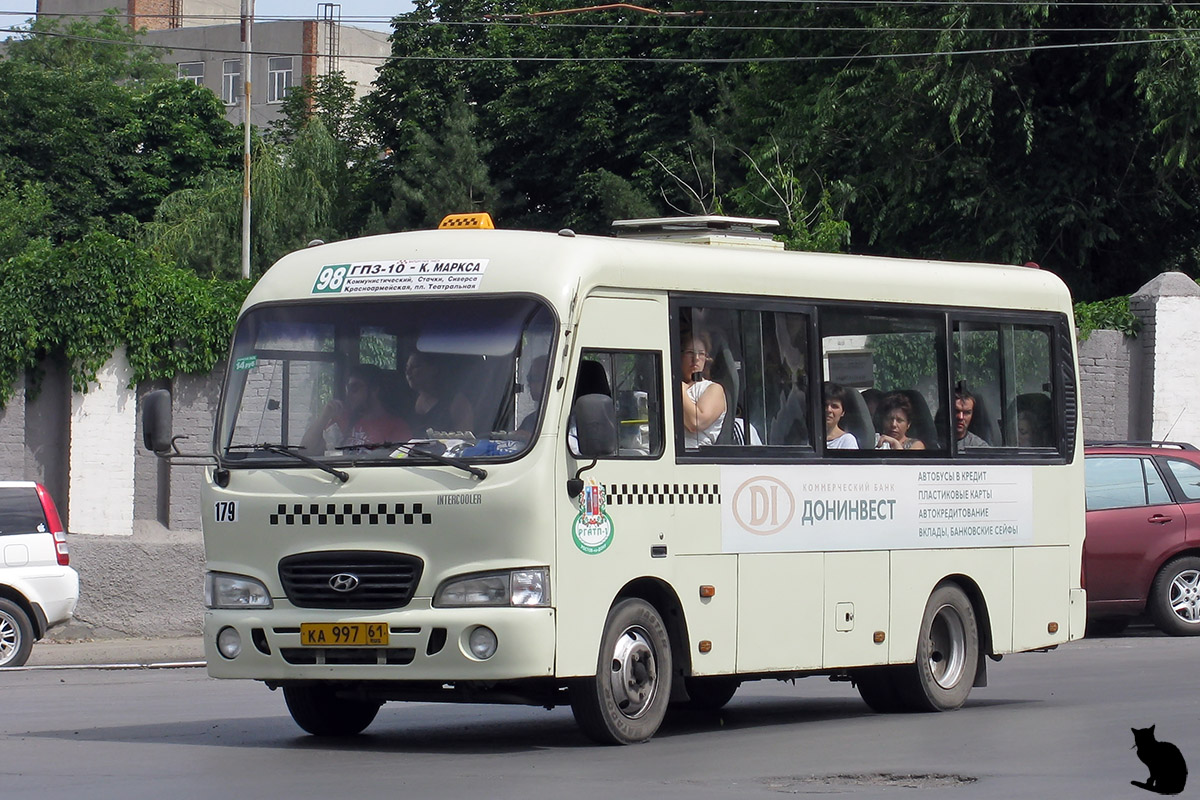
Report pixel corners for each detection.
[718,3,1200,298]
[146,121,347,278]
[0,16,240,241]
[0,232,248,403]
[4,11,172,82]
[367,0,724,232]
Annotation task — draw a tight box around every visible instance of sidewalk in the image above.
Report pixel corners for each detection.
[24,636,206,668]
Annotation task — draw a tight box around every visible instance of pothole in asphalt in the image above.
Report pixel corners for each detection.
[761,773,977,793]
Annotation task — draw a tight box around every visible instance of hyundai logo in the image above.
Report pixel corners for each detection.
[329,573,361,592]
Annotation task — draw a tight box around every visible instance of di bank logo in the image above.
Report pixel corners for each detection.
[732,476,795,535]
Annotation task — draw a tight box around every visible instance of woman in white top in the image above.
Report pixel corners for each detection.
[680,332,726,448]
[823,381,859,449]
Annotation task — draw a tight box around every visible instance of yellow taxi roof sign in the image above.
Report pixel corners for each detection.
[438,212,495,230]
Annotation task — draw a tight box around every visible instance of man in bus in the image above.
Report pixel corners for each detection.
[300,364,411,453]
[953,388,990,451]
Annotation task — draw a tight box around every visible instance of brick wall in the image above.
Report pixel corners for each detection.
[1077,330,1135,442]
[0,373,24,478]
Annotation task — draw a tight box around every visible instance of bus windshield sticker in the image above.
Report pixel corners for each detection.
[234,355,257,371]
[572,479,614,555]
[312,260,489,295]
[721,464,1035,553]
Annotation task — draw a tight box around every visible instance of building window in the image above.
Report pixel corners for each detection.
[222,60,241,106]
[268,57,293,104]
[177,62,204,86]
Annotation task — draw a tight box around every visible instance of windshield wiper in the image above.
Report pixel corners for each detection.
[226,443,349,483]
[342,440,488,481]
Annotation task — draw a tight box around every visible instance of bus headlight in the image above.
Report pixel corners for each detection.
[205,572,273,609]
[434,568,550,608]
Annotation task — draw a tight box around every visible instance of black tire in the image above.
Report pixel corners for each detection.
[893,584,979,712]
[1085,616,1131,637]
[1148,556,1200,636]
[0,598,34,668]
[283,685,381,736]
[683,676,740,711]
[570,598,673,744]
[854,667,907,713]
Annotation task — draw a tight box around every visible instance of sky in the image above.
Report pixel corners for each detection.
[0,1,415,36]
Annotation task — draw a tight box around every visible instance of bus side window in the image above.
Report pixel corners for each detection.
[954,322,1057,450]
[570,351,663,459]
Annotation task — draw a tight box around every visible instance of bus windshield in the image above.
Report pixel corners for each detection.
[216,296,556,465]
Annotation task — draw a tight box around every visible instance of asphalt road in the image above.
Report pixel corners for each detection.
[0,626,1193,800]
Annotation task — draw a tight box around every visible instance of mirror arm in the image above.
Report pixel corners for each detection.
[566,458,598,499]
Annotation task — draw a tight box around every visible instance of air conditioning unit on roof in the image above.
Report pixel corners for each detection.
[611,216,783,250]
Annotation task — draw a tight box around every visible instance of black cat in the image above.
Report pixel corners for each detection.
[1131,725,1188,795]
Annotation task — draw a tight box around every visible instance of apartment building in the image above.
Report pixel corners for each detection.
[35,0,390,126]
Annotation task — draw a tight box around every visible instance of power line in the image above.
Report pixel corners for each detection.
[1,23,1195,62]
[5,7,1200,35]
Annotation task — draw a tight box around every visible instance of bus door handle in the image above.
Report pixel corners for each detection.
[1148,514,1173,525]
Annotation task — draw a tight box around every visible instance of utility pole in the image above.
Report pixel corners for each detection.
[240,0,254,280]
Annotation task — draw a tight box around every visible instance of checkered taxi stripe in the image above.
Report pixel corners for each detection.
[604,484,720,506]
[269,503,432,526]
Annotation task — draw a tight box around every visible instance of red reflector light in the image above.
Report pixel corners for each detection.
[35,483,69,566]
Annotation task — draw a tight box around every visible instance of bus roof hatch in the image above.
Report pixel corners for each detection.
[610,215,782,250]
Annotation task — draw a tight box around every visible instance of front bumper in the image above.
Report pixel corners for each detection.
[204,598,557,682]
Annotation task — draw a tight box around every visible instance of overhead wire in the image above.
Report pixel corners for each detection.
[2,3,1198,64]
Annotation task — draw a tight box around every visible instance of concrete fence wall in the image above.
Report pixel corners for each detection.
[3,270,1199,639]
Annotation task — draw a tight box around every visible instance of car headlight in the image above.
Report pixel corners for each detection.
[205,572,273,609]
[434,568,550,608]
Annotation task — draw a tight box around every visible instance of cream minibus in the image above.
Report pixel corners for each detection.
[143,214,1085,745]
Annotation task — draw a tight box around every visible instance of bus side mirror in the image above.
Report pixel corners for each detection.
[142,389,174,455]
[573,394,618,458]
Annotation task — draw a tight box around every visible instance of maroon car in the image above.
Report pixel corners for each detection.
[1085,442,1200,635]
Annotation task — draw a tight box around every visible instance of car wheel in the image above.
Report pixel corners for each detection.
[282,685,381,736]
[1148,556,1200,636]
[570,598,673,744]
[893,584,979,712]
[0,598,34,668]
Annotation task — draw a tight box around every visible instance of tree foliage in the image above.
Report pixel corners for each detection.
[146,120,348,278]
[0,16,241,242]
[0,232,249,403]
[367,2,1200,298]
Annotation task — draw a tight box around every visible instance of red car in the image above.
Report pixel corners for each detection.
[1084,442,1200,635]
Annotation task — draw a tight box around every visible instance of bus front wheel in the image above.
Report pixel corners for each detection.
[283,684,382,737]
[570,598,673,745]
[896,584,979,712]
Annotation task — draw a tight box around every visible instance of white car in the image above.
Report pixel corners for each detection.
[0,481,79,666]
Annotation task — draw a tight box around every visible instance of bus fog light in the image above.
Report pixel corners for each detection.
[217,626,242,659]
[467,626,498,659]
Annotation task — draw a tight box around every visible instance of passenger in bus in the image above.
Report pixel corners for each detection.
[874,392,926,450]
[404,351,474,437]
[680,331,727,448]
[824,381,859,449]
[861,388,884,420]
[953,388,991,451]
[300,363,411,453]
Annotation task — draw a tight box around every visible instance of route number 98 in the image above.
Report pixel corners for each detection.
[312,265,348,294]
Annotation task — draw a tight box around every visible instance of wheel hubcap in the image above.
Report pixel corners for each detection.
[927,604,966,689]
[608,626,659,719]
[1168,569,1200,624]
[0,612,18,666]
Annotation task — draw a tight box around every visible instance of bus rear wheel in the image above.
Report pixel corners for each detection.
[895,584,979,712]
[570,598,673,745]
[283,685,382,736]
